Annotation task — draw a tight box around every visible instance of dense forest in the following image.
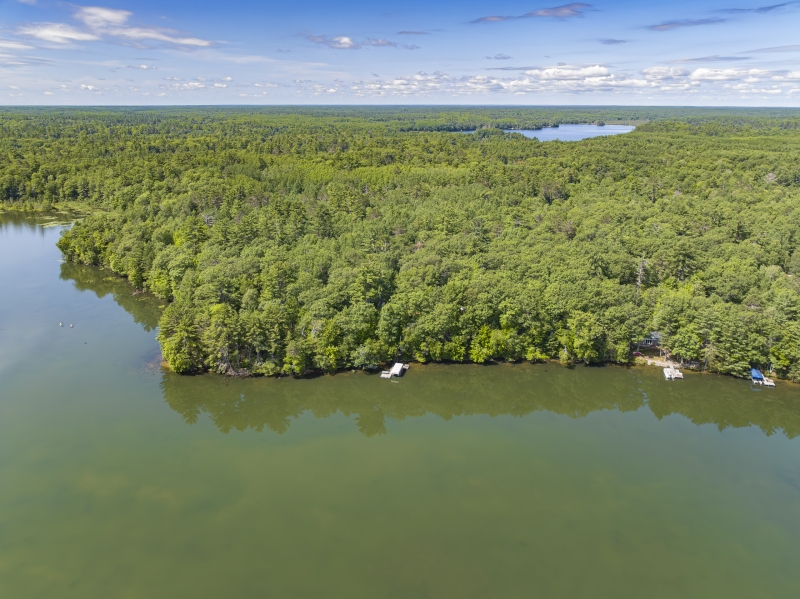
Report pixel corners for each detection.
[3,107,800,380]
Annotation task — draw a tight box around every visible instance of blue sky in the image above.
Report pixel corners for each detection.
[1,0,799,105]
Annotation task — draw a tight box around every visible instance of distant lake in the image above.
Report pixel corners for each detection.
[463,124,635,141]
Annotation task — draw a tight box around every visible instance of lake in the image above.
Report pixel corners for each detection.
[508,124,635,141]
[1,212,800,598]
[461,124,635,141]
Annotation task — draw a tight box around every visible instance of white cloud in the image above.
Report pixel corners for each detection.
[525,65,609,79]
[642,66,688,80]
[80,84,98,90]
[364,38,396,47]
[109,27,211,47]
[0,40,35,50]
[213,83,227,88]
[75,7,132,29]
[472,3,591,23]
[17,23,99,44]
[344,62,800,98]
[307,35,360,49]
[690,68,768,81]
[163,81,206,90]
[18,6,211,48]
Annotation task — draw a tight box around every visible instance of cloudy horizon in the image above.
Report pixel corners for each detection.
[1,1,799,106]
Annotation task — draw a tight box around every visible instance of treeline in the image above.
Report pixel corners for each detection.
[3,107,800,379]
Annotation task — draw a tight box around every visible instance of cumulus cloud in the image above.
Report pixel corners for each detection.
[647,18,726,31]
[642,66,689,79]
[471,3,591,23]
[340,62,800,99]
[163,81,205,90]
[524,64,611,79]
[689,67,767,80]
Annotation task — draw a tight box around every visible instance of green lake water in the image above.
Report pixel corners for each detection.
[1,212,800,598]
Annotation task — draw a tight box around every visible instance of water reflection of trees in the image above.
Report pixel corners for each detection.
[648,390,800,439]
[0,210,73,232]
[59,262,162,331]
[158,368,800,439]
[52,247,800,441]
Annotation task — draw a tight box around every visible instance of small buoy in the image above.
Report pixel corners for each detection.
[69,324,74,328]
[59,322,63,327]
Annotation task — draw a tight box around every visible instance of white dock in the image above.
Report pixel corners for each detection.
[380,363,409,379]
[663,365,683,380]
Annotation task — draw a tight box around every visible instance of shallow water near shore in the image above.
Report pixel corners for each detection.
[1,212,800,598]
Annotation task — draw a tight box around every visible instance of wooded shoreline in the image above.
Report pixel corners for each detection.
[4,107,800,380]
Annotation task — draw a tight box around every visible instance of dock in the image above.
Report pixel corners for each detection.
[380,363,409,379]
[751,368,775,387]
[663,365,684,380]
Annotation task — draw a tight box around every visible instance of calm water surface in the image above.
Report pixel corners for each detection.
[461,124,635,141]
[1,212,799,598]
[508,124,635,141]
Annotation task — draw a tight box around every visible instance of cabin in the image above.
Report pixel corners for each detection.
[638,332,662,348]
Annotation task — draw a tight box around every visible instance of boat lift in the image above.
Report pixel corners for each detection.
[380,363,409,379]
[663,364,684,380]
[751,368,775,387]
